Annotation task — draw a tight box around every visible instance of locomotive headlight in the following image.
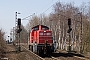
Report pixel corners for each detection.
[44,31,46,32]
[35,42,37,45]
[35,43,37,45]
[50,44,52,46]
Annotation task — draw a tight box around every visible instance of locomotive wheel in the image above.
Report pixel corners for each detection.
[29,45,33,51]
[46,46,51,57]
[31,45,33,51]
[29,45,30,50]
[37,49,39,55]
[37,48,44,57]
[39,49,44,57]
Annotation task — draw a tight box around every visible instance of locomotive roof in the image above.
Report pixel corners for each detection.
[32,25,49,29]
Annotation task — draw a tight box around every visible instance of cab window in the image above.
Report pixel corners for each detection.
[42,26,49,30]
[33,27,39,31]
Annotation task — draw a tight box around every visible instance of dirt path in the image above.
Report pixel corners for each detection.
[2,44,35,60]
[2,44,18,60]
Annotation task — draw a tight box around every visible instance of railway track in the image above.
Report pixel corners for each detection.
[21,44,89,60]
[52,51,89,60]
[44,56,59,60]
[2,43,89,60]
[21,44,59,60]
[21,45,44,60]
[43,54,89,60]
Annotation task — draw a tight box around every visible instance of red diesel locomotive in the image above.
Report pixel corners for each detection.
[29,25,54,56]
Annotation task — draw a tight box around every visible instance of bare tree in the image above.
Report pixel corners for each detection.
[25,1,90,54]
[0,29,6,58]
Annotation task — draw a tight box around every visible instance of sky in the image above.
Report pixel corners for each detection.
[0,0,90,38]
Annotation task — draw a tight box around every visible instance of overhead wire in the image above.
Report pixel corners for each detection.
[41,0,59,14]
[22,0,59,20]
